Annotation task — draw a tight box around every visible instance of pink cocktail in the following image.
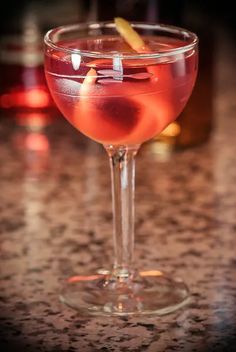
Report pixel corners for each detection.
[46,36,197,145]
[44,21,198,316]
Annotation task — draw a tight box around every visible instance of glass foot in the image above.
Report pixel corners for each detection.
[60,270,191,316]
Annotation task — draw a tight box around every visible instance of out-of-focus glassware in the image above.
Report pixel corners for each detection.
[0,8,53,118]
[0,0,85,122]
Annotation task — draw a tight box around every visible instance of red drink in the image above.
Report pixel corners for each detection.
[44,22,199,317]
[45,36,197,145]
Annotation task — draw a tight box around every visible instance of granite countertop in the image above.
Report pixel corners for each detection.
[0,33,236,352]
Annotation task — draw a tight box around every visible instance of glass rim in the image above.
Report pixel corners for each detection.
[44,21,198,60]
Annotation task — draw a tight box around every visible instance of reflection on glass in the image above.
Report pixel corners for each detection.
[12,112,51,179]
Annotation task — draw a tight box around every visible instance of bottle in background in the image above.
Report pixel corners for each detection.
[0,3,52,120]
[0,0,86,123]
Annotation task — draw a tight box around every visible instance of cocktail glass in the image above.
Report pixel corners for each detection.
[44,21,198,316]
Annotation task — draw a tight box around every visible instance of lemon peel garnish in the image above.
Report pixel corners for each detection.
[114,17,146,52]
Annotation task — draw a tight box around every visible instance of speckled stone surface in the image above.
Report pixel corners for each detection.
[0,34,236,352]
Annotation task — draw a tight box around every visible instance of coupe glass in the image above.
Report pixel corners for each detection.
[44,21,198,316]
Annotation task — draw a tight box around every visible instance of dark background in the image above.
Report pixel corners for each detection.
[0,1,235,351]
[0,0,235,36]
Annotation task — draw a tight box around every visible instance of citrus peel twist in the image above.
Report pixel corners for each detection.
[114,17,148,52]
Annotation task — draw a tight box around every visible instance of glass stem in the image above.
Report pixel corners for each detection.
[105,144,140,278]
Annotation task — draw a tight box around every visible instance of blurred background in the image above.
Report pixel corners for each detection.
[1,3,236,351]
[0,0,235,156]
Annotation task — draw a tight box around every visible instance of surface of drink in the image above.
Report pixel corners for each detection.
[45,35,198,145]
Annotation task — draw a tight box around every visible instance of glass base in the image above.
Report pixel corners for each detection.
[59,270,191,316]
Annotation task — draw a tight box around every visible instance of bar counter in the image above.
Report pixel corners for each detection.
[0,33,236,351]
